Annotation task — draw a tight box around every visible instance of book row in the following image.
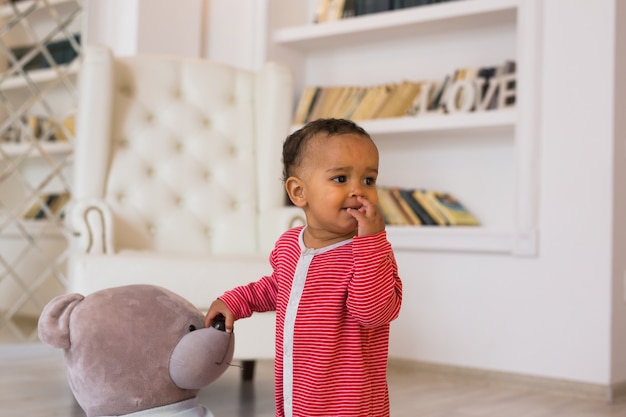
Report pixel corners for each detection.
[1,114,74,143]
[315,0,460,23]
[9,33,81,73]
[22,192,70,220]
[293,60,516,124]
[377,186,479,226]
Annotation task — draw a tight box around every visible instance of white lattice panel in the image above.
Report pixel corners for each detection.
[0,0,81,343]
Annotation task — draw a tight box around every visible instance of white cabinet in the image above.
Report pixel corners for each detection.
[267,0,541,255]
[0,0,82,341]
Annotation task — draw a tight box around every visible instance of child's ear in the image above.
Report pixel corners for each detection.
[285,177,306,208]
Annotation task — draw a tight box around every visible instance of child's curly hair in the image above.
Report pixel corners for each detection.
[282,118,372,182]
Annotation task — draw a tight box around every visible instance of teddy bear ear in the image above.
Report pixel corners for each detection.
[38,293,84,349]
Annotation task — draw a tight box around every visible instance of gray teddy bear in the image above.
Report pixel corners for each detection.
[38,284,234,417]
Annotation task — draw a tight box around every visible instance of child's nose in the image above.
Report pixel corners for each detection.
[350,182,364,197]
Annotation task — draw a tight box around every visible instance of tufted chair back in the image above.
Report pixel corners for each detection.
[72,45,299,256]
[67,45,303,370]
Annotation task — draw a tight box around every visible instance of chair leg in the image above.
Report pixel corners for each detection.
[241,360,256,381]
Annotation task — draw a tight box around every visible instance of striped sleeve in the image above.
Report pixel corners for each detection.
[218,249,281,320]
[347,230,403,328]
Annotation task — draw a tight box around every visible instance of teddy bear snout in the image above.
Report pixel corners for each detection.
[169,327,235,389]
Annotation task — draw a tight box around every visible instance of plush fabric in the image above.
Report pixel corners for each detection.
[38,284,234,417]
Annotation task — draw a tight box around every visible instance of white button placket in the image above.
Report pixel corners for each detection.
[283,248,315,417]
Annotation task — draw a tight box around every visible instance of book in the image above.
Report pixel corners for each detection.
[349,85,384,120]
[350,84,397,120]
[57,115,75,142]
[378,187,477,226]
[305,86,330,121]
[327,86,355,117]
[342,0,357,17]
[355,0,392,16]
[412,189,448,225]
[375,80,422,119]
[389,187,422,225]
[22,196,46,219]
[377,187,412,225]
[23,192,71,220]
[406,81,433,116]
[333,87,365,119]
[325,0,346,21]
[10,33,80,72]
[366,83,398,120]
[398,188,437,225]
[314,0,331,23]
[317,86,346,119]
[425,190,480,226]
[34,194,58,219]
[339,86,367,119]
[49,192,71,218]
[293,86,320,124]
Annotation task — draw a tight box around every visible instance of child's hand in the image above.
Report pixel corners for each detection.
[204,299,235,333]
[347,196,385,237]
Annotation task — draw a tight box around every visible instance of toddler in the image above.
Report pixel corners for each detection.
[205,118,403,417]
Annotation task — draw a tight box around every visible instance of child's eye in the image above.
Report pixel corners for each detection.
[364,177,376,186]
[333,175,347,183]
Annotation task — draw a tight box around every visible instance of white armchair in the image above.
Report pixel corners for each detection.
[68,45,303,380]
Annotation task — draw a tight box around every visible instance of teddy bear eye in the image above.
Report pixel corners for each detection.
[188,324,197,332]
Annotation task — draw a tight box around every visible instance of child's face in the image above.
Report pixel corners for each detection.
[291,133,379,240]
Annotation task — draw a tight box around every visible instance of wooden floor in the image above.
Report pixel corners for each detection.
[2,343,626,417]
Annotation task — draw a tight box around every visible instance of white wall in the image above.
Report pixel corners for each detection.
[84,0,203,57]
[203,0,267,70]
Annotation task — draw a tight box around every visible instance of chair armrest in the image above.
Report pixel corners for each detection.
[258,206,305,254]
[68,199,115,254]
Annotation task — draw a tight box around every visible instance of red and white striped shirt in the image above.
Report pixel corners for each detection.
[219,226,403,417]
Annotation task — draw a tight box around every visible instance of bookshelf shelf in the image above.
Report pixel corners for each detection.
[357,110,515,136]
[387,226,514,253]
[0,0,78,18]
[1,141,72,158]
[292,110,516,135]
[0,62,79,91]
[273,0,518,51]
[387,226,520,254]
[0,218,65,240]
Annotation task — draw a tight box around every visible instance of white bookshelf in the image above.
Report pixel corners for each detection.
[268,0,541,255]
